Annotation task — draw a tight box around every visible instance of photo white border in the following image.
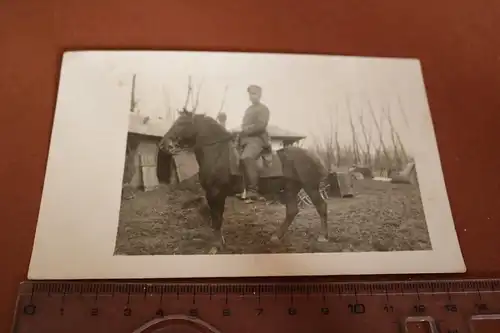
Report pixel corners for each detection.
[27,51,466,280]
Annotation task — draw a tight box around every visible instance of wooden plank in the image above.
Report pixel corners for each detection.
[139,152,159,191]
[128,149,142,188]
[390,162,417,185]
[122,138,140,187]
[169,157,178,184]
[172,150,199,182]
[328,172,354,198]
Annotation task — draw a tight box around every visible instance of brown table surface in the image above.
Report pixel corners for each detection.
[1,1,499,332]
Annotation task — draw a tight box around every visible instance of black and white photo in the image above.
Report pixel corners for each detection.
[27,51,465,279]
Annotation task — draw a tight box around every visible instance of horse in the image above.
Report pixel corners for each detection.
[159,109,330,254]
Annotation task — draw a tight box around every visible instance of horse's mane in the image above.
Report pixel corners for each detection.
[194,114,232,136]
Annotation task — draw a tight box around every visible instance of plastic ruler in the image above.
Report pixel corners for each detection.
[11,278,500,332]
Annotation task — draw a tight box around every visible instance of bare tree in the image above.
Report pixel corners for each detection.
[182,75,204,113]
[192,79,203,112]
[397,94,410,128]
[357,107,372,167]
[334,105,342,167]
[310,134,328,171]
[382,105,403,169]
[217,85,229,116]
[319,104,338,171]
[346,96,361,164]
[161,84,176,123]
[367,99,392,171]
[383,104,409,169]
[215,85,229,127]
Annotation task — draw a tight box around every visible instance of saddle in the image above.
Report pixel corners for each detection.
[229,141,283,178]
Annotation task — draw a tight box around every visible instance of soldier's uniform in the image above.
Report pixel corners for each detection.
[239,85,271,199]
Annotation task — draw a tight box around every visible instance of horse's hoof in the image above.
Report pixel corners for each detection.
[270,235,280,243]
[317,235,329,243]
[208,247,218,255]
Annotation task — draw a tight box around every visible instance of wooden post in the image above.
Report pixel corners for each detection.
[130,74,137,113]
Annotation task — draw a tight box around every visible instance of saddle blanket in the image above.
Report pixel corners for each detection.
[229,142,283,178]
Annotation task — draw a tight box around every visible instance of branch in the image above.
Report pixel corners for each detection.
[218,85,229,115]
[367,100,392,166]
[346,96,361,164]
[385,103,408,165]
[358,107,372,166]
[191,78,204,112]
[382,105,402,168]
[160,85,167,120]
[183,75,193,110]
[397,94,410,128]
[334,104,341,167]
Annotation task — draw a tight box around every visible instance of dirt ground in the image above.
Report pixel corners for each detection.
[114,179,431,255]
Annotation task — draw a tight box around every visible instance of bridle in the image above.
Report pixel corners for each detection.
[160,113,236,154]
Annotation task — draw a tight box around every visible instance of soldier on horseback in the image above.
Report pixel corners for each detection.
[238,84,271,202]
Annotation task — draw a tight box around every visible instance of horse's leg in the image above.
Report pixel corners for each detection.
[206,192,227,254]
[271,180,301,242]
[303,185,329,242]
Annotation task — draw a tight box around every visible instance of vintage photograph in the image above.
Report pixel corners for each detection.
[27,51,465,279]
[117,53,430,256]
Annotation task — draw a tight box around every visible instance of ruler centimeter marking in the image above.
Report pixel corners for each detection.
[12,279,500,333]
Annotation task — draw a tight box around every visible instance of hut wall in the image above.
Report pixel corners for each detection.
[123,133,161,190]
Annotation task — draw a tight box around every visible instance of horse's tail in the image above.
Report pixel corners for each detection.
[277,146,328,187]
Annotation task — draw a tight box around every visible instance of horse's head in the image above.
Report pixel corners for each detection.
[159,108,198,153]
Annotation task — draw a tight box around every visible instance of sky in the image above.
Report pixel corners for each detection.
[90,51,431,157]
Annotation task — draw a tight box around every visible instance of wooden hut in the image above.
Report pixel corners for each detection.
[122,113,171,191]
[122,113,200,191]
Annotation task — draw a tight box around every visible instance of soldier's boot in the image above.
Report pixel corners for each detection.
[242,158,264,202]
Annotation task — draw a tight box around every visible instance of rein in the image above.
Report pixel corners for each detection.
[162,114,236,154]
[194,133,235,149]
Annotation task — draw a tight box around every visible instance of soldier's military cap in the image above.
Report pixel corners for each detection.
[247,85,262,93]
